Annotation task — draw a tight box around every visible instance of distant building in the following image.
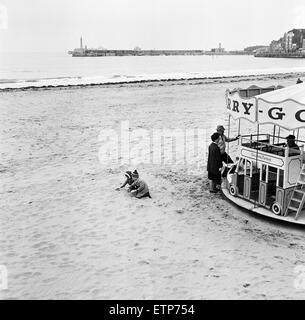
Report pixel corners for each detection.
[300,39,305,53]
[269,40,282,52]
[211,43,225,53]
[72,36,86,55]
[244,45,268,53]
[289,29,305,50]
[286,31,294,52]
[269,29,305,53]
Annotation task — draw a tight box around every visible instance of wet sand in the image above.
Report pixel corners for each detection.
[1,75,305,299]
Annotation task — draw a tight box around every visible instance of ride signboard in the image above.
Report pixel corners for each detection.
[226,84,305,130]
[226,91,256,123]
[257,98,305,130]
[240,147,285,168]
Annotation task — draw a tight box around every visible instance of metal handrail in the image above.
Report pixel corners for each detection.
[241,137,286,151]
[241,133,305,145]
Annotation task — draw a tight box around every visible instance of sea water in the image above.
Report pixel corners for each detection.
[1,52,305,89]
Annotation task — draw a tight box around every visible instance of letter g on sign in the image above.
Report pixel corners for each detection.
[268,107,286,120]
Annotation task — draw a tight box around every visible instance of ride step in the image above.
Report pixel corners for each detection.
[290,200,300,207]
[294,189,305,194]
[284,165,305,219]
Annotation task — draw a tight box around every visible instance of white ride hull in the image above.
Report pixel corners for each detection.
[221,183,305,226]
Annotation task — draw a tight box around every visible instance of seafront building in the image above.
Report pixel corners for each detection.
[256,28,305,58]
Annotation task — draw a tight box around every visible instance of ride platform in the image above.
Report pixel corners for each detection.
[221,184,305,226]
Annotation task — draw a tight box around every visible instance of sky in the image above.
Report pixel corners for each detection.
[1,0,305,52]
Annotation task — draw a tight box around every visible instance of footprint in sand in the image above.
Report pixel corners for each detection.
[42,277,58,284]
[159,256,168,260]
[115,216,126,221]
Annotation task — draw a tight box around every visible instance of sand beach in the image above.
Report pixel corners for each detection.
[1,74,305,299]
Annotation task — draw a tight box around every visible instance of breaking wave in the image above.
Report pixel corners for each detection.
[1,67,305,91]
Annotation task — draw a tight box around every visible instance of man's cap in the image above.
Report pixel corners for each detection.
[286,134,296,140]
[216,125,225,131]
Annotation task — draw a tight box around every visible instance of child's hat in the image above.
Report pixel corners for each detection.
[132,170,139,177]
[125,171,132,179]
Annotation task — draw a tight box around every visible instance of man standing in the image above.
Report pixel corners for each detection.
[216,125,240,164]
[207,132,223,193]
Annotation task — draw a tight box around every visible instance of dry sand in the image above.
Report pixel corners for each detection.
[1,75,305,299]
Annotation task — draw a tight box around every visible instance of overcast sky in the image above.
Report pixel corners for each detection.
[1,0,305,52]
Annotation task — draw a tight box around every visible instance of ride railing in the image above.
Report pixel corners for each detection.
[240,134,304,158]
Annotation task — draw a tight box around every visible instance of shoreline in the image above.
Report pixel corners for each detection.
[1,71,305,93]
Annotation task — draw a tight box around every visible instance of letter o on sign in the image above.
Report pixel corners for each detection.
[295,110,305,122]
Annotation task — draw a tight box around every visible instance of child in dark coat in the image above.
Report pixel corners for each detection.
[207,132,223,193]
[129,171,151,199]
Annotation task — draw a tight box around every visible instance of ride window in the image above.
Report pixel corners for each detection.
[268,166,277,183]
[252,161,259,175]
[245,160,252,177]
[261,164,267,182]
[278,169,284,188]
[237,158,245,175]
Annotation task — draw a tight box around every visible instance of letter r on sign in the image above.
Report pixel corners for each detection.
[232,100,239,112]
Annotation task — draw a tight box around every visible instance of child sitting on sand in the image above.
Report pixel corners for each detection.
[129,170,152,199]
[116,171,135,190]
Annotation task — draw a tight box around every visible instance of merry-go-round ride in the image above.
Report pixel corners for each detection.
[222,82,305,225]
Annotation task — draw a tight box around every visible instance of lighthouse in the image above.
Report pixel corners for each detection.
[80,37,83,49]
